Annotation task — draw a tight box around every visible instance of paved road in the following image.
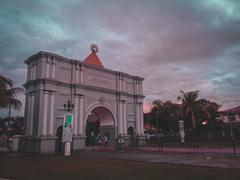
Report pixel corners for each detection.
[1,149,240,170]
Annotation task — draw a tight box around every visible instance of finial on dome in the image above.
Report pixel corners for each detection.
[91,44,98,53]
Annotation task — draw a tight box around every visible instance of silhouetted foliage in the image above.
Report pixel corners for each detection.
[0,74,24,116]
[0,116,24,139]
[146,90,222,138]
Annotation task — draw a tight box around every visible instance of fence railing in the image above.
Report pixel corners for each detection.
[121,137,240,154]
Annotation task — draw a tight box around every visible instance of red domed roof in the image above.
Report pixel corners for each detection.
[83,44,104,68]
[83,52,104,68]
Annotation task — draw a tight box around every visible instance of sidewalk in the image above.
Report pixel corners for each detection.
[81,150,240,169]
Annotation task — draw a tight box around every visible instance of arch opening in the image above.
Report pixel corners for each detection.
[85,106,115,147]
[128,127,135,139]
[127,127,135,146]
[55,125,63,152]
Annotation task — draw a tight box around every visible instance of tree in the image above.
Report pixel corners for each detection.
[161,101,179,134]
[177,90,203,133]
[196,99,221,137]
[151,100,163,130]
[0,74,24,117]
[150,100,180,135]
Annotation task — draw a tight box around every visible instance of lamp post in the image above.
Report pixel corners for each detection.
[64,100,74,113]
[63,100,74,156]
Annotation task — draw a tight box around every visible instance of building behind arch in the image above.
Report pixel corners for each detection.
[20,47,144,153]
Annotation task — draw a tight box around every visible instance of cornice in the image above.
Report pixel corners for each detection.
[24,51,144,80]
[24,78,144,99]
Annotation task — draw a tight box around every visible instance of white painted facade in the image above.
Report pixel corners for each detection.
[20,51,144,153]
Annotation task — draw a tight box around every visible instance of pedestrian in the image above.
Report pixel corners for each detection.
[104,136,108,147]
[98,135,101,146]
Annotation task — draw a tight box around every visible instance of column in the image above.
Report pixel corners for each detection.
[27,66,30,81]
[41,91,49,136]
[80,66,83,84]
[78,96,84,135]
[140,81,143,95]
[48,92,55,136]
[139,103,144,134]
[135,79,139,94]
[76,68,79,83]
[29,93,35,136]
[135,103,141,135]
[32,63,35,80]
[122,76,125,92]
[46,59,50,78]
[35,61,38,79]
[73,95,79,135]
[134,79,137,94]
[138,80,140,94]
[52,63,55,79]
[30,63,34,80]
[118,101,123,135]
[26,94,31,135]
[24,94,29,135]
[123,102,127,135]
[119,75,122,91]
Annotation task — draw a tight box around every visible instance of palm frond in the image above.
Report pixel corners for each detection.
[0,74,14,89]
[9,98,22,111]
[7,87,25,97]
[0,74,24,112]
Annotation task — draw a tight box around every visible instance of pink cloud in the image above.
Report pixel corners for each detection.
[143,103,152,113]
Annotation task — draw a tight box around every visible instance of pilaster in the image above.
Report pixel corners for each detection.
[46,57,50,78]
[139,103,144,134]
[48,91,55,136]
[135,103,141,135]
[33,60,36,80]
[26,93,31,135]
[118,100,124,135]
[41,91,49,136]
[80,65,84,84]
[73,95,79,135]
[123,101,127,135]
[78,95,84,135]
[52,59,55,79]
[29,92,35,136]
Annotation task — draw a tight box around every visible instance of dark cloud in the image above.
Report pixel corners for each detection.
[0,0,240,115]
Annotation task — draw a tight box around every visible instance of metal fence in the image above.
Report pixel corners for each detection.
[122,137,240,154]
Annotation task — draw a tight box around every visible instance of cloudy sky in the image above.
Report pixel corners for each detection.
[0,0,240,115]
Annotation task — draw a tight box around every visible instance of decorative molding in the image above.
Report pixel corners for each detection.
[99,96,105,104]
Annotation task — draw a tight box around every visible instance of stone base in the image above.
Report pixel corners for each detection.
[122,135,130,146]
[11,135,23,152]
[136,134,146,146]
[19,136,57,153]
[72,136,86,151]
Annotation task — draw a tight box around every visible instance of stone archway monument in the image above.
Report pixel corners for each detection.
[20,45,145,153]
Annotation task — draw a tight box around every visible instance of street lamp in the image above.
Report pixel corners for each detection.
[64,100,74,112]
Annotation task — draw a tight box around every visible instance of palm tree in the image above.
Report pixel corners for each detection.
[177,90,203,132]
[0,74,24,149]
[0,74,24,116]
